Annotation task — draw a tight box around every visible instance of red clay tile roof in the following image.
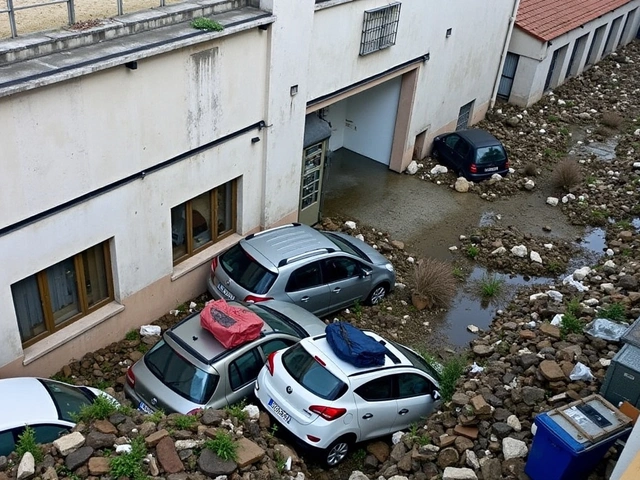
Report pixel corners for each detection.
[516,0,633,41]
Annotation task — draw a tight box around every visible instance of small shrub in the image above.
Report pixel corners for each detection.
[191,17,224,31]
[352,448,367,464]
[599,302,626,322]
[552,158,582,192]
[452,266,465,280]
[16,426,43,463]
[412,258,457,309]
[408,423,431,446]
[72,395,119,423]
[560,313,583,337]
[224,400,247,422]
[94,380,113,391]
[586,175,597,185]
[559,127,570,136]
[125,329,139,341]
[439,355,467,403]
[546,261,563,275]
[614,220,633,230]
[523,164,538,177]
[352,299,363,318]
[205,431,238,461]
[173,414,198,430]
[109,436,147,480]
[589,209,607,226]
[466,245,479,259]
[146,409,165,423]
[478,274,504,298]
[547,115,559,123]
[601,111,624,129]
[274,451,287,472]
[137,343,149,354]
[565,297,582,317]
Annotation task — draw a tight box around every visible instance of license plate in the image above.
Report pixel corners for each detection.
[268,398,291,424]
[217,283,235,300]
[138,401,154,414]
[485,166,499,172]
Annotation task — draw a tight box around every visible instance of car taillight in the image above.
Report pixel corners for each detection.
[126,367,135,388]
[267,351,277,375]
[244,295,272,303]
[309,405,347,421]
[307,435,321,442]
[470,164,478,173]
[211,256,218,273]
[187,408,202,416]
[505,160,510,169]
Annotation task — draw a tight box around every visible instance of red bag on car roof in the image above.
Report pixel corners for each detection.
[200,300,264,349]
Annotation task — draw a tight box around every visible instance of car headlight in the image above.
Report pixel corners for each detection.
[385,263,394,272]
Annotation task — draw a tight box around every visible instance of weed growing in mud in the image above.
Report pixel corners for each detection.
[125,329,139,341]
[145,409,165,423]
[478,274,504,298]
[224,400,247,422]
[191,17,224,32]
[566,297,582,317]
[452,266,466,281]
[586,175,597,185]
[205,431,238,461]
[407,423,431,446]
[560,313,583,337]
[589,209,608,226]
[559,126,570,136]
[16,426,43,463]
[466,245,479,259]
[614,219,633,230]
[547,115,559,123]
[599,302,626,322]
[352,299,363,318]
[72,394,120,423]
[601,111,624,129]
[552,158,582,192]
[173,414,198,430]
[439,356,467,402]
[352,448,367,465]
[412,258,457,309]
[546,261,563,275]
[109,436,147,480]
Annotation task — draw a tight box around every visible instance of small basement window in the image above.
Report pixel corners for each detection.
[359,2,401,56]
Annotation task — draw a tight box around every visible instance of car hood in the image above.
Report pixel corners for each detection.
[329,231,393,266]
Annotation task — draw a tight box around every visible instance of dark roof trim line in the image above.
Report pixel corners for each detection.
[0,119,266,238]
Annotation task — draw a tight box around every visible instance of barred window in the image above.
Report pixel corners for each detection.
[360,3,401,56]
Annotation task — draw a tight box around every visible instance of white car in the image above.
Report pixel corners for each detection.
[0,377,119,456]
[254,330,441,466]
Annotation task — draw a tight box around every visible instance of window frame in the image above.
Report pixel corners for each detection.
[172,180,237,265]
[13,242,114,349]
[359,2,402,56]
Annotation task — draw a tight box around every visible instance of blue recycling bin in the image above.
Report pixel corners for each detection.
[525,395,632,480]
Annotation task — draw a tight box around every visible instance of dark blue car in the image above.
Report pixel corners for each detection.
[432,129,509,181]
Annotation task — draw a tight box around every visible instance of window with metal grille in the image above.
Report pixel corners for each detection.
[360,3,401,56]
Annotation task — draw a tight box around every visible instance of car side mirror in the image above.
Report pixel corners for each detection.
[432,390,441,401]
[360,268,372,278]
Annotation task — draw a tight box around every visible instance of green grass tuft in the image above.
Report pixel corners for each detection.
[204,431,238,461]
[191,17,224,31]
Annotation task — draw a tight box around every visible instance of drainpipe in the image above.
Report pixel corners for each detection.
[490,0,521,108]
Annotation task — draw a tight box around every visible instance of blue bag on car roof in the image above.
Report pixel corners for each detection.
[325,322,386,368]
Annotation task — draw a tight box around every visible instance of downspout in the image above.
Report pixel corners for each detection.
[490,0,521,108]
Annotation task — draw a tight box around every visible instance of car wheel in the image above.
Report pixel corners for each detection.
[367,284,388,305]
[324,436,351,467]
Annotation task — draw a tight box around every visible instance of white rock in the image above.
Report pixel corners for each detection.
[54,432,85,456]
[406,161,418,175]
[17,452,35,480]
[503,437,528,460]
[344,221,357,230]
[355,234,365,241]
[550,314,563,326]
[243,404,260,419]
[348,472,370,480]
[583,298,599,306]
[449,246,458,251]
[600,283,615,294]
[391,431,404,445]
[539,129,546,134]
[524,179,535,190]
[546,197,559,206]
[557,99,566,105]
[573,267,591,281]
[491,246,506,255]
[600,359,612,367]
[530,251,542,264]
[395,282,406,289]
[431,165,448,175]
[544,243,553,249]
[189,301,197,309]
[175,439,204,450]
[633,128,640,136]
[507,415,522,432]
[459,235,467,240]
[407,257,415,263]
[511,245,528,257]
[116,444,132,454]
[467,325,479,333]
[443,467,478,480]
[455,177,470,193]
[491,173,503,181]
[547,290,563,303]
[604,260,616,268]
[529,292,547,303]
[465,450,480,470]
[606,249,615,256]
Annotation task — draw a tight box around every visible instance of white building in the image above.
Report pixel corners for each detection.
[0,0,518,377]
[498,0,640,106]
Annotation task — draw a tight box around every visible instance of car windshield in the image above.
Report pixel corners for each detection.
[475,145,506,164]
[220,244,277,294]
[321,232,369,262]
[282,343,347,401]
[390,341,442,383]
[144,340,219,404]
[247,303,306,338]
[40,379,93,422]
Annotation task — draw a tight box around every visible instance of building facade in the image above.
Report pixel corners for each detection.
[498,0,640,106]
[0,0,518,377]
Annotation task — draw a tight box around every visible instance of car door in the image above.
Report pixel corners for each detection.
[353,375,399,441]
[452,137,471,175]
[441,134,461,168]
[322,257,371,312]
[284,261,331,316]
[391,372,437,431]
[226,346,264,405]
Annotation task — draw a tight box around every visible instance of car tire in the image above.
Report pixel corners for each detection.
[366,284,388,305]
[323,436,351,467]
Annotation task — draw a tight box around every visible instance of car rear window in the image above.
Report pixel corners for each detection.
[281,343,347,401]
[248,303,306,338]
[220,244,277,294]
[475,146,506,164]
[40,379,93,422]
[144,340,219,404]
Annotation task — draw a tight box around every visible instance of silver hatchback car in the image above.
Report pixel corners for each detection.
[207,223,395,317]
[124,300,326,415]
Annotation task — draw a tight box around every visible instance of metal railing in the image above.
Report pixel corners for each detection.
[1,0,168,38]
